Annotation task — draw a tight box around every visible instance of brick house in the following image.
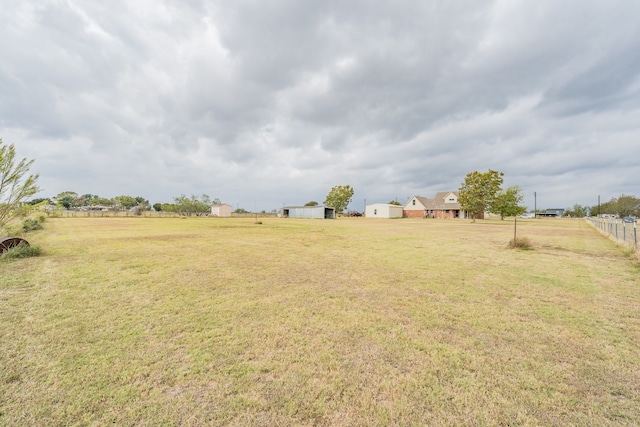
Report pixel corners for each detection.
[403,192,476,219]
[403,196,432,218]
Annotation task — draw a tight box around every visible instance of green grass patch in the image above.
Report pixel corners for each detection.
[1,217,639,425]
[0,242,42,260]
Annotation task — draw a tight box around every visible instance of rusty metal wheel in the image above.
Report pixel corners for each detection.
[0,237,29,254]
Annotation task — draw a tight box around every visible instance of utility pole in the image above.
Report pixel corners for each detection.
[534,192,537,218]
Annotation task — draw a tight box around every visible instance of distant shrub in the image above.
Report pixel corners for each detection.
[509,236,533,250]
[22,217,43,232]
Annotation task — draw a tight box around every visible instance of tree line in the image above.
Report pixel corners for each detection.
[565,195,640,218]
[26,192,225,217]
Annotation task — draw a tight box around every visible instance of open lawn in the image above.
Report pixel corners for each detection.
[1,217,639,426]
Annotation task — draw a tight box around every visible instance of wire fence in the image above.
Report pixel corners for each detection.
[51,211,278,219]
[585,217,638,251]
[21,207,278,219]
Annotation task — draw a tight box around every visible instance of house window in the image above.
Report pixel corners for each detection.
[412,200,415,206]
[374,209,377,215]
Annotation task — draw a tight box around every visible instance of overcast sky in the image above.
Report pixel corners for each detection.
[2,1,639,212]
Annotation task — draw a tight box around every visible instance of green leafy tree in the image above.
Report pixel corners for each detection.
[173,194,212,216]
[565,204,588,218]
[600,199,617,216]
[590,195,639,217]
[490,185,526,220]
[161,203,177,213]
[324,185,354,214]
[92,197,114,207]
[458,169,504,221]
[304,201,319,206]
[153,203,162,212]
[0,139,40,227]
[134,196,150,209]
[388,200,402,206]
[615,194,640,218]
[78,194,99,206]
[54,191,79,209]
[590,198,616,217]
[113,195,138,211]
[27,198,52,205]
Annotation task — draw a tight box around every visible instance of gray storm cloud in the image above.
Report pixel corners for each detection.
[1,0,639,210]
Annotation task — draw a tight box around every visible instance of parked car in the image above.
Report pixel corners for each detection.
[622,217,637,223]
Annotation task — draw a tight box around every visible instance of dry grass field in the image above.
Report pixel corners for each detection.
[1,216,639,426]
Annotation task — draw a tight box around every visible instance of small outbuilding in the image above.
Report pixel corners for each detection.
[537,208,564,218]
[365,203,404,218]
[280,205,335,219]
[210,203,232,217]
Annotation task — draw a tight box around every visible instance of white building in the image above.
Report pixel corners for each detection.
[210,203,232,217]
[365,203,404,218]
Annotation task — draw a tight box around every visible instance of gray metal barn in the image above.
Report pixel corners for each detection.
[279,205,335,219]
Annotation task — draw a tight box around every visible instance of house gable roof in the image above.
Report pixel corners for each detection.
[404,192,464,211]
[430,191,461,209]
[404,196,432,209]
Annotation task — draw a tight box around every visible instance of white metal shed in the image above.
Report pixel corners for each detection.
[365,203,404,218]
[210,203,232,217]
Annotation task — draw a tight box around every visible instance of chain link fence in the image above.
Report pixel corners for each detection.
[586,217,638,251]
